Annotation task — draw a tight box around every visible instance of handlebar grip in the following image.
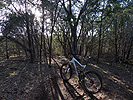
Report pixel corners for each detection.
[87,56,92,59]
[67,52,80,56]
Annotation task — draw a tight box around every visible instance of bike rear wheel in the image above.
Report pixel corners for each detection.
[83,71,102,94]
[60,63,72,81]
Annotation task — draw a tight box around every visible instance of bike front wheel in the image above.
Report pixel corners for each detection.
[83,71,102,94]
[60,63,72,81]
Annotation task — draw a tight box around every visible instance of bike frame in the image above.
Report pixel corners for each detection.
[69,57,86,77]
[61,55,102,93]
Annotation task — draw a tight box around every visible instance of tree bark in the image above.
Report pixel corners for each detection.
[48,1,60,67]
[114,16,118,62]
[62,0,90,54]
[97,18,102,61]
[6,37,9,59]
[25,0,34,63]
[126,35,133,60]
[90,22,94,56]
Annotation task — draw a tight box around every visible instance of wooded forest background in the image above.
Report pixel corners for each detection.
[0,0,133,66]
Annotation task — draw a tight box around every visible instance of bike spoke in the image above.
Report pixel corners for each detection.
[60,64,72,81]
[83,71,102,93]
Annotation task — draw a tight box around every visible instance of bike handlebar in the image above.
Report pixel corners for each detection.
[87,56,92,59]
[67,52,92,59]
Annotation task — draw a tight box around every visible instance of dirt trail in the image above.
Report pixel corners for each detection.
[31,56,133,100]
[0,56,133,100]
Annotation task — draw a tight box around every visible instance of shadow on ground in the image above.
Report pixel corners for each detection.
[0,56,133,100]
[33,62,99,100]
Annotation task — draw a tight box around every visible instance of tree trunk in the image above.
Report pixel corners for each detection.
[79,20,84,55]
[71,25,78,54]
[6,37,9,59]
[126,36,133,60]
[31,24,36,59]
[68,34,72,53]
[48,2,60,67]
[114,16,118,62]
[126,17,133,60]
[97,1,105,62]
[62,0,89,54]
[34,34,39,58]
[90,22,94,56]
[25,0,34,63]
[97,19,102,61]
[63,31,67,56]
[84,31,90,57]
[79,31,85,56]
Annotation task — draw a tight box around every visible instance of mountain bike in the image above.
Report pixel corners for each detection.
[60,53,102,94]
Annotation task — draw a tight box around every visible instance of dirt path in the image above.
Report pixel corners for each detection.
[0,56,133,100]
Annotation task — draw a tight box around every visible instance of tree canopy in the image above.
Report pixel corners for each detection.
[0,0,132,64]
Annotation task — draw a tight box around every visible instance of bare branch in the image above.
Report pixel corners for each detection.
[61,0,69,15]
[76,0,90,25]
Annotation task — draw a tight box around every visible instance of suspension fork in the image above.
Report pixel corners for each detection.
[82,71,91,82]
[64,64,70,72]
